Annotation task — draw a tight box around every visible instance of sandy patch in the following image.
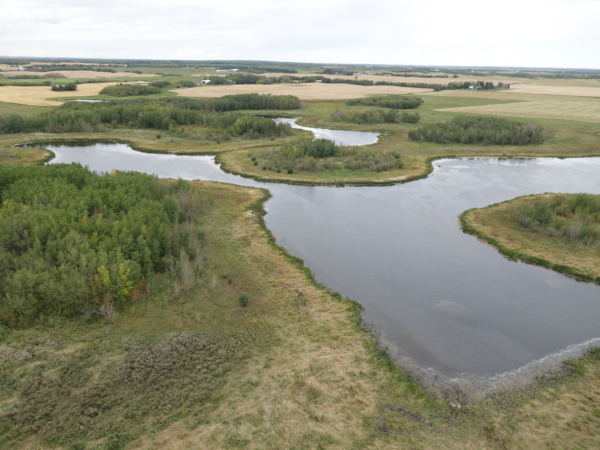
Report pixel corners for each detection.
[0,82,118,106]
[504,84,600,98]
[171,83,432,100]
[0,70,158,79]
[437,100,600,123]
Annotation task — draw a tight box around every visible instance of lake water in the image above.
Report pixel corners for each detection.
[20,139,600,389]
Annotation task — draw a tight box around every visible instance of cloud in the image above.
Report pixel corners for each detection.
[0,0,597,68]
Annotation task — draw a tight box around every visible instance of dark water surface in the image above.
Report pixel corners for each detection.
[22,140,600,386]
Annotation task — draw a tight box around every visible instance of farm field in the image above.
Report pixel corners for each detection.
[436,100,600,123]
[504,84,600,97]
[0,82,118,106]
[172,83,433,99]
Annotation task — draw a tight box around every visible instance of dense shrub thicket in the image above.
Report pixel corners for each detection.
[346,95,423,109]
[0,164,206,327]
[251,139,402,174]
[51,83,77,92]
[408,115,548,145]
[331,109,420,124]
[0,94,301,136]
[517,194,600,245]
[99,84,162,97]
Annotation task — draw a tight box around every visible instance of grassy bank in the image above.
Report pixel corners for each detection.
[461,194,600,283]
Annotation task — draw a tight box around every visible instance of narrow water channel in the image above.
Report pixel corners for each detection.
[20,139,600,390]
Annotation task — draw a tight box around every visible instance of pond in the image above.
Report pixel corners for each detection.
[20,139,600,390]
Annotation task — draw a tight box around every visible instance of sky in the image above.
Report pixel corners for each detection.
[1,0,599,69]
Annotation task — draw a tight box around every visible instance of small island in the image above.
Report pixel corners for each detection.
[461,193,600,282]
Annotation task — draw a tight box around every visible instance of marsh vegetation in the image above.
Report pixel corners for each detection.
[517,194,600,245]
[250,138,403,174]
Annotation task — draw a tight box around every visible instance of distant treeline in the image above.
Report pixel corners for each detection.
[0,73,66,79]
[517,194,600,245]
[346,95,423,109]
[205,73,505,91]
[0,164,202,326]
[0,94,300,137]
[408,116,548,145]
[332,109,420,124]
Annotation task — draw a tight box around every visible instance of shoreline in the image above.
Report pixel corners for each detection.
[9,136,600,398]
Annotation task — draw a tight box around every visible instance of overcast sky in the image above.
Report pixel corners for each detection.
[1,0,598,69]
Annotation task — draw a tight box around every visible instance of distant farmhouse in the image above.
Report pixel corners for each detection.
[216,69,239,72]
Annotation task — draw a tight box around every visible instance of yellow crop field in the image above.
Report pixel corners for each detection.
[0,82,118,106]
[172,83,432,100]
[437,100,600,123]
[0,70,159,79]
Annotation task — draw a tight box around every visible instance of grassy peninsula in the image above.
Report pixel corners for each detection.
[462,193,600,282]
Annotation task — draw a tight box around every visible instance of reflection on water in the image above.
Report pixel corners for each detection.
[19,140,600,388]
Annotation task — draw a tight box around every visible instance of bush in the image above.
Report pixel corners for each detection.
[99,84,162,97]
[331,109,420,124]
[238,293,250,307]
[516,194,600,244]
[346,95,423,109]
[149,80,172,88]
[408,115,547,145]
[50,83,77,92]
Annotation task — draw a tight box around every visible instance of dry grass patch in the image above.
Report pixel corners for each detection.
[0,82,119,106]
[171,84,432,100]
[437,100,600,123]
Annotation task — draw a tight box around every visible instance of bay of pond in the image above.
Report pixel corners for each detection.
[20,137,600,389]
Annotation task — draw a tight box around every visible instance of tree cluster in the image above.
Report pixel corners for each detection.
[99,84,162,97]
[408,115,547,145]
[0,164,205,327]
[251,142,403,174]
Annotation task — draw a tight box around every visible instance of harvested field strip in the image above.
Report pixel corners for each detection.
[0,82,118,106]
[437,100,600,123]
[171,84,432,100]
[505,84,600,97]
